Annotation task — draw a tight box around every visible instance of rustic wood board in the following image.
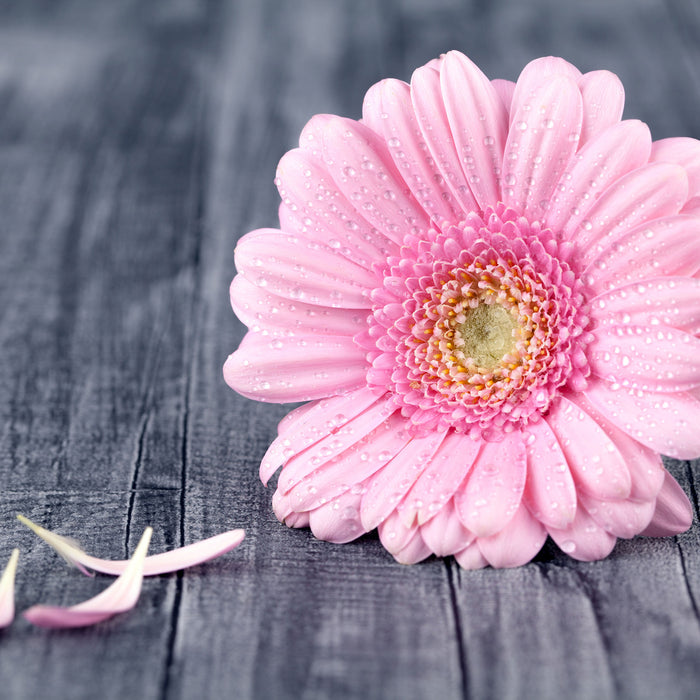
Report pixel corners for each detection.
[0,1,698,698]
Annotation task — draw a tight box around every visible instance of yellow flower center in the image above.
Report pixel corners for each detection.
[456,302,518,370]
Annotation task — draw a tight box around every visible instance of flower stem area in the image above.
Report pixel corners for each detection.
[0,1,698,700]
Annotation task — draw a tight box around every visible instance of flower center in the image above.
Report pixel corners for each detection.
[362,205,591,439]
[456,302,518,370]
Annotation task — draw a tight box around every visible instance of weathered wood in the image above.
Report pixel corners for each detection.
[0,1,698,699]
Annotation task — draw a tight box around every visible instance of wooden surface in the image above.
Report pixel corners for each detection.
[0,1,699,698]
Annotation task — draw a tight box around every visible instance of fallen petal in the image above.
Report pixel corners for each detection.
[23,527,152,629]
[0,549,19,629]
[17,514,245,576]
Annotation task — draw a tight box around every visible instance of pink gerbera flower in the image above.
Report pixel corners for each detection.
[224,53,699,568]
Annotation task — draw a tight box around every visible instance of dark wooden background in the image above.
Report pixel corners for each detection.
[0,1,699,698]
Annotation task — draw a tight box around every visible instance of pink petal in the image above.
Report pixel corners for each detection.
[509,57,582,127]
[502,74,582,219]
[563,163,688,259]
[545,396,632,500]
[641,471,694,537]
[454,433,527,537]
[578,494,655,539]
[224,332,367,403]
[0,549,19,629]
[378,509,420,555]
[440,51,508,209]
[285,411,414,512]
[230,275,369,337]
[319,116,430,244]
[683,196,700,215]
[548,503,617,562]
[418,500,474,557]
[583,378,700,460]
[308,489,367,544]
[360,430,447,531]
[277,395,397,493]
[491,78,515,115]
[522,419,577,529]
[275,147,399,266]
[401,431,481,527]
[24,528,152,629]
[362,78,459,222]
[393,529,432,565]
[454,541,489,570]
[567,394,666,502]
[410,65,480,214]
[235,229,376,309]
[477,503,547,568]
[650,137,700,199]
[589,324,700,392]
[76,530,245,577]
[577,70,625,146]
[260,388,381,485]
[590,277,700,336]
[583,215,700,291]
[544,120,651,234]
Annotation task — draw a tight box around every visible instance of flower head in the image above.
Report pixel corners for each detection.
[224,53,699,568]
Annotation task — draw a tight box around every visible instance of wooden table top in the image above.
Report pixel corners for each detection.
[0,1,698,698]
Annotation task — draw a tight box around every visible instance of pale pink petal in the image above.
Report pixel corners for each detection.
[522,419,577,529]
[584,378,700,460]
[566,394,666,502]
[545,396,632,500]
[24,528,152,629]
[308,489,367,543]
[224,332,367,403]
[509,57,582,127]
[683,196,700,215]
[589,324,700,392]
[502,75,582,219]
[579,494,655,539]
[235,229,376,309]
[17,515,245,577]
[80,530,245,577]
[410,65,480,214]
[0,549,19,629]
[285,411,414,512]
[454,541,489,570]
[563,163,688,259]
[362,79,460,222]
[402,431,481,527]
[418,500,474,557]
[548,504,617,562]
[275,147,399,265]
[544,120,651,233]
[277,395,397,493]
[491,78,515,114]
[590,277,700,336]
[583,215,700,292]
[641,471,694,536]
[441,51,508,209]
[378,510,420,555]
[577,70,625,146]
[320,117,430,243]
[650,137,700,199]
[393,529,432,565]
[477,503,547,568]
[284,511,310,529]
[360,430,447,531]
[230,276,369,337]
[260,388,381,485]
[454,433,527,537]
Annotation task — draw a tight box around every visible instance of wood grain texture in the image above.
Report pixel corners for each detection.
[0,1,698,698]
